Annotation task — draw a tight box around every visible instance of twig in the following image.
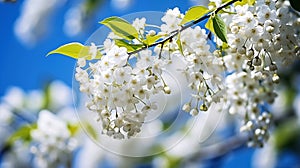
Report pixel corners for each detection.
[127,0,240,56]
[181,134,249,165]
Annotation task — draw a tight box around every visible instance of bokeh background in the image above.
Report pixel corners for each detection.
[1,0,300,167]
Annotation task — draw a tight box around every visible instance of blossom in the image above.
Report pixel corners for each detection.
[30,110,77,168]
[72,0,300,147]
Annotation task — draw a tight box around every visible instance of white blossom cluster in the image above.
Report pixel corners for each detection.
[0,81,79,167]
[75,41,169,138]
[217,0,300,147]
[30,110,78,168]
[75,0,300,145]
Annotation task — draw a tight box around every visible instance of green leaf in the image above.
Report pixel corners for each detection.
[114,39,144,52]
[234,0,255,6]
[274,119,300,151]
[47,42,102,60]
[180,6,209,25]
[100,16,139,41]
[205,16,215,35]
[144,34,164,45]
[176,34,184,55]
[85,122,98,140]
[6,124,36,146]
[221,42,229,50]
[212,15,228,43]
[68,123,80,136]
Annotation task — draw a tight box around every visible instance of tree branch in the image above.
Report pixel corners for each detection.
[181,134,249,165]
[127,0,240,56]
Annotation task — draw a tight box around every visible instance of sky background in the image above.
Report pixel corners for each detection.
[0,0,194,95]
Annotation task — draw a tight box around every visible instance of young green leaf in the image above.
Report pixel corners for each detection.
[68,123,80,136]
[205,16,215,35]
[47,42,102,60]
[180,6,209,25]
[212,15,228,43]
[84,122,98,140]
[144,34,164,45]
[6,124,36,146]
[100,16,139,41]
[114,39,144,52]
[234,0,255,6]
[176,34,184,55]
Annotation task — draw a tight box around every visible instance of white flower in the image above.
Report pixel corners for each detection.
[2,87,25,109]
[161,7,183,33]
[132,17,146,32]
[31,110,77,168]
[89,42,98,59]
[257,5,276,22]
[113,66,132,84]
[107,46,128,66]
[77,57,86,67]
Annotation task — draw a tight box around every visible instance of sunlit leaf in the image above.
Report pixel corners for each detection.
[176,34,184,55]
[47,42,102,60]
[180,6,209,25]
[234,0,255,6]
[144,34,164,45]
[68,123,80,136]
[221,41,229,50]
[100,16,139,41]
[212,15,228,43]
[6,124,36,146]
[114,39,144,52]
[205,16,215,35]
[84,122,98,140]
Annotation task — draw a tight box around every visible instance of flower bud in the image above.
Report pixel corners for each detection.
[182,102,191,112]
[200,104,208,111]
[148,30,156,36]
[190,108,199,116]
[266,26,274,33]
[252,57,262,66]
[163,86,171,94]
[237,46,246,55]
[272,73,280,84]
[246,49,254,59]
[268,64,277,71]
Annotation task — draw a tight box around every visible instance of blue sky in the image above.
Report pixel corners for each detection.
[0,0,193,95]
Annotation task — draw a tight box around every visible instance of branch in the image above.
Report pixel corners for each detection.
[127,0,240,56]
[181,134,249,165]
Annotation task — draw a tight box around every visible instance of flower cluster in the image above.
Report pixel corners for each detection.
[75,39,170,138]
[218,0,300,146]
[0,81,79,167]
[30,110,78,168]
[178,26,225,116]
[74,0,300,146]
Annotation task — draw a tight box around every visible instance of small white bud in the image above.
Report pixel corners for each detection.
[182,103,191,112]
[268,64,277,71]
[148,30,156,36]
[163,86,171,94]
[190,108,199,116]
[272,74,280,84]
[77,58,86,67]
[252,57,262,66]
[237,46,246,55]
